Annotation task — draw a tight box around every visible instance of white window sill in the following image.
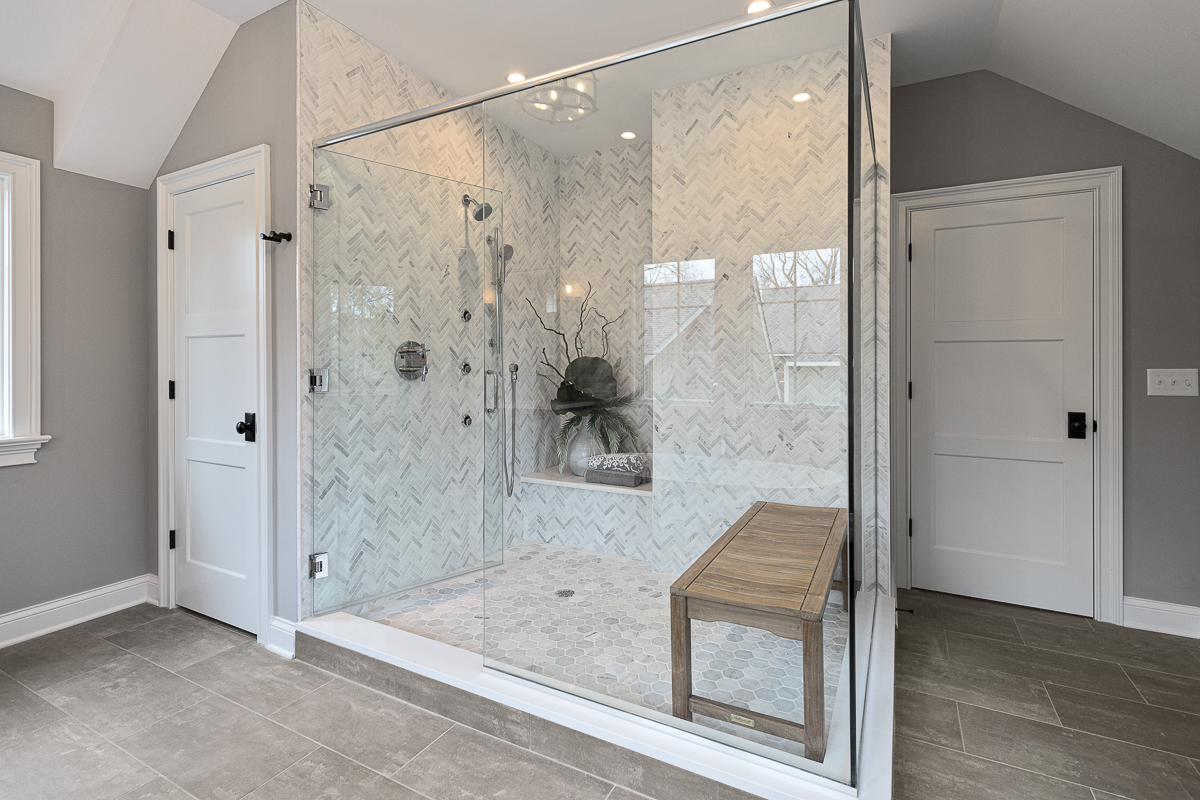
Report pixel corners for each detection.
[0,435,52,467]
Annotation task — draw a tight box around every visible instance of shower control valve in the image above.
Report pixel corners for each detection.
[461,361,472,375]
[462,414,473,428]
[460,308,472,323]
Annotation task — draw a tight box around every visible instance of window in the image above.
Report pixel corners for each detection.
[0,150,47,466]
[643,259,715,401]
[751,249,843,406]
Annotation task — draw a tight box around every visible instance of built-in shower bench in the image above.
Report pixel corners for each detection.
[669,501,847,762]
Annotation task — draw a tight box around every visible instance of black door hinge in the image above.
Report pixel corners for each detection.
[168,380,175,400]
[169,530,176,549]
[908,243,912,261]
[908,381,913,400]
[1093,419,1098,433]
[167,230,175,250]
[909,519,913,538]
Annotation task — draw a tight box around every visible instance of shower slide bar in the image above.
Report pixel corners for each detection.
[317,0,843,148]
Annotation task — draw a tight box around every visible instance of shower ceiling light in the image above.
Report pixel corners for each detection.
[793,92,811,102]
[522,73,596,124]
[507,73,525,83]
[747,0,772,12]
[621,131,637,139]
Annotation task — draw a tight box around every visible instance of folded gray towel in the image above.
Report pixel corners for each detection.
[586,453,646,473]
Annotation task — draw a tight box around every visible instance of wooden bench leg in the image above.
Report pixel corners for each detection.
[803,619,826,762]
[671,594,692,720]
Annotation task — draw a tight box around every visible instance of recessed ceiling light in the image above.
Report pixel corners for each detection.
[747,0,772,13]
[621,131,637,140]
[507,73,526,83]
[793,92,811,102]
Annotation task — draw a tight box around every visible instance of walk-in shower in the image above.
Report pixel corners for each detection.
[306,0,885,786]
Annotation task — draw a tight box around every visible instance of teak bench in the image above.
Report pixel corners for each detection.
[669,502,848,762]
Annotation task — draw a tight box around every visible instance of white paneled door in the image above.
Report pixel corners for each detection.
[909,192,1095,615]
[172,174,261,633]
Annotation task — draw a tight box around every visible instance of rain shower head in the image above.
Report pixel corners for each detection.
[462,193,493,221]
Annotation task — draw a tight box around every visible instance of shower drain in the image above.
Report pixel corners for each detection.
[555,589,575,598]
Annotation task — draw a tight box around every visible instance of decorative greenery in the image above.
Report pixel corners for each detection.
[527,284,643,472]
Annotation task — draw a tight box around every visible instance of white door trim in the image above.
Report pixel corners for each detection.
[891,167,1123,624]
[156,144,274,641]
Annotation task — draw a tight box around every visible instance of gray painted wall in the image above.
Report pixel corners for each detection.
[154,0,300,621]
[0,84,151,615]
[893,70,1200,608]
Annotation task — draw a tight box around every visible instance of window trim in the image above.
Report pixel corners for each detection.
[0,150,48,467]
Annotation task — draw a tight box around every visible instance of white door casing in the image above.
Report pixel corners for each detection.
[156,146,272,639]
[910,193,1094,615]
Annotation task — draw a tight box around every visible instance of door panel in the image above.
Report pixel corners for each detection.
[910,192,1094,615]
[173,173,260,633]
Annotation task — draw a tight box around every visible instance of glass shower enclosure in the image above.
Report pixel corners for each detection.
[308,0,881,785]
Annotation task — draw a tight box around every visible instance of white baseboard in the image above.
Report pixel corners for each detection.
[265,616,297,658]
[0,574,159,649]
[1124,596,1200,639]
[146,574,161,607]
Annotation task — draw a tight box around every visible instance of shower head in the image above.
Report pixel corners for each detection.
[501,244,514,264]
[462,193,493,221]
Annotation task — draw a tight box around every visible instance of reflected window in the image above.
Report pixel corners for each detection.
[643,259,715,401]
[751,249,842,406]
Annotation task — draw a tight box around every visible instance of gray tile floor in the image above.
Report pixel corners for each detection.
[359,539,849,757]
[0,604,674,800]
[893,588,1200,800]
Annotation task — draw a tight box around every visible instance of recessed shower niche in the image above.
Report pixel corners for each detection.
[305,0,888,786]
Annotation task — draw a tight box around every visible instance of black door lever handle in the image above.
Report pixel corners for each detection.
[235,412,256,442]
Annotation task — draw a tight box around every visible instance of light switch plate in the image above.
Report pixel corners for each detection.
[1147,369,1199,396]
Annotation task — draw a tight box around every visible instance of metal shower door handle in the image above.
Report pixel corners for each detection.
[485,370,500,413]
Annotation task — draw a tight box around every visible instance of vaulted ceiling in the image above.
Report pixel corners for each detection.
[0,0,1195,188]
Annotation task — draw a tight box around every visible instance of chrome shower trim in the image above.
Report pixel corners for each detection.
[317,0,843,148]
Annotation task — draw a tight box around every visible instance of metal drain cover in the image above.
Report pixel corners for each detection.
[555,589,575,598]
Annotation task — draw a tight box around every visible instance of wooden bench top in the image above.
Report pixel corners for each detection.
[669,502,847,622]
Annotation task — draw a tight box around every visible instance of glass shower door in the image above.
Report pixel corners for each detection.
[311,148,503,615]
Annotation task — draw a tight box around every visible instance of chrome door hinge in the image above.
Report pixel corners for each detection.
[308,368,328,393]
[309,552,329,579]
[309,184,330,210]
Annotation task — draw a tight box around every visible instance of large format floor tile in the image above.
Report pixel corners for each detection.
[899,603,1024,644]
[1124,667,1200,715]
[958,701,1200,800]
[270,678,454,775]
[0,718,155,800]
[117,777,194,799]
[893,688,963,750]
[247,747,424,800]
[0,627,128,690]
[944,631,1142,701]
[76,605,180,639]
[1046,684,1200,761]
[107,612,252,672]
[120,695,317,800]
[38,653,211,740]
[896,653,1059,724]
[179,642,332,716]
[931,591,1095,631]
[893,735,1093,800]
[395,724,614,800]
[0,670,64,742]
[1016,621,1200,678]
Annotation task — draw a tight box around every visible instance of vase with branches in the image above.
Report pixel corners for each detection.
[528,283,643,473]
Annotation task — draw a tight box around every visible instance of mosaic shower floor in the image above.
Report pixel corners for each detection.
[359,539,850,757]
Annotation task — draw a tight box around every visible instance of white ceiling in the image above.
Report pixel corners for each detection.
[0,0,1197,186]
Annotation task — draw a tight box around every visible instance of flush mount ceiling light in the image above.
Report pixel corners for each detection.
[522,73,597,124]
[793,92,811,102]
[507,73,526,83]
[747,0,772,12]
[621,131,637,139]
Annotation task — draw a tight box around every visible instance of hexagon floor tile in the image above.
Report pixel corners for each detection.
[358,539,850,758]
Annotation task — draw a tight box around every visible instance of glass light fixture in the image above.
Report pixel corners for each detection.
[522,73,597,124]
[507,73,526,83]
[621,131,637,139]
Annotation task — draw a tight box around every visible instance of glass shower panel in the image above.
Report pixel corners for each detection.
[478,0,863,781]
[311,148,503,615]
